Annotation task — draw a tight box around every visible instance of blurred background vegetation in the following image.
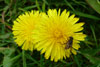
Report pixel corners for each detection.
[0,0,100,67]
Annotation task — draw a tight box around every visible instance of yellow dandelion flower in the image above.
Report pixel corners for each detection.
[33,9,86,62]
[12,10,41,51]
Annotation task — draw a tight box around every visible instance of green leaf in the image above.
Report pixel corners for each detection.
[80,48,100,56]
[0,43,7,47]
[79,51,100,65]
[86,0,100,14]
[0,48,15,56]
[3,56,12,67]
[4,0,10,4]
[73,55,81,67]
[61,60,73,66]
[25,53,40,66]
[71,11,100,20]
[83,53,100,64]
[0,33,11,39]
[2,53,21,67]
[2,48,15,67]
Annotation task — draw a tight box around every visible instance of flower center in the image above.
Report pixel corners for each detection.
[53,30,62,39]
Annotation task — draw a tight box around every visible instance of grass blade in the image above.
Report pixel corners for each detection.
[36,0,41,11]
[71,11,100,20]
[64,0,75,11]
[90,25,98,48]
[73,55,81,67]
[22,51,27,67]
[25,53,40,67]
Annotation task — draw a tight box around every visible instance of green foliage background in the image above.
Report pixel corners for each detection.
[0,0,100,67]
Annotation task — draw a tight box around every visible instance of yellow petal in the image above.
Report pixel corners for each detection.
[70,18,79,25]
[65,49,71,58]
[54,44,61,62]
[36,40,50,51]
[72,44,80,50]
[67,14,75,23]
[51,44,57,61]
[71,22,85,32]
[71,48,77,55]
[73,33,86,41]
[40,43,51,54]
[44,43,54,59]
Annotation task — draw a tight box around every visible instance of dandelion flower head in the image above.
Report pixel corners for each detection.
[33,9,86,62]
[12,10,40,51]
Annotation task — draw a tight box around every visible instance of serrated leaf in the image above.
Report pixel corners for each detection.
[86,0,100,14]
